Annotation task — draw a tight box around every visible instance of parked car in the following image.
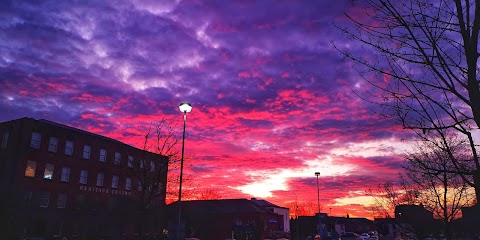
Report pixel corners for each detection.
[359,233,370,240]
[368,235,379,240]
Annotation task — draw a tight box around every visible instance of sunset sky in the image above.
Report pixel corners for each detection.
[0,0,417,218]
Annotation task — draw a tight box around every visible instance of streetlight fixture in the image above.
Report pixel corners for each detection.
[177,102,192,240]
[315,171,321,237]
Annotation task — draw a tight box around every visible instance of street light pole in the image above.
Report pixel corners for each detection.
[315,171,321,236]
[178,102,192,240]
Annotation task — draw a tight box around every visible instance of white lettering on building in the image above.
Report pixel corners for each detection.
[79,185,131,196]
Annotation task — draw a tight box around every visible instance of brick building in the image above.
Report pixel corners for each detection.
[0,117,169,240]
[167,199,286,240]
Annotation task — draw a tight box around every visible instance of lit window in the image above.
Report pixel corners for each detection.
[125,177,132,190]
[23,190,32,207]
[24,160,36,177]
[48,137,58,152]
[150,161,155,172]
[128,155,133,168]
[61,167,71,182]
[1,131,8,149]
[79,170,88,184]
[99,149,107,162]
[39,191,50,208]
[30,132,41,149]
[96,172,104,186]
[83,145,91,159]
[112,175,119,189]
[57,193,67,208]
[65,140,74,156]
[44,163,54,180]
[114,152,121,165]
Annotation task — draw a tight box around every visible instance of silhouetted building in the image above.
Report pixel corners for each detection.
[0,117,168,240]
[293,213,328,240]
[374,217,398,238]
[334,216,376,235]
[250,197,290,233]
[457,204,480,237]
[167,198,286,240]
[291,214,376,240]
[294,215,318,240]
[395,204,436,239]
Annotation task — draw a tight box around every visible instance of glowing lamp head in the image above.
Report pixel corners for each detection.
[315,172,320,177]
[179,102,192,113]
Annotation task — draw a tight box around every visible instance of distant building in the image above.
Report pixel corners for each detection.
[457,204,480,237]
[395,204,433,222]
[374,217,398,238]
[293,215,323,240]
[291,214,376,240]
[250,197,290,233]
[0,117,169,240]
[167,198,287,240]
[333,216,376,235]
[395,204,436,239]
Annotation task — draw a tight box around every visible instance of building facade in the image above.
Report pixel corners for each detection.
[167,199,286,240]
[0,117,169,240]
[250,198,290,233]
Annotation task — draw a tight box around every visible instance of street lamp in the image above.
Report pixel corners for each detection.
[315,171,321,236]
[315,172,320,213]
[178,102,192,240]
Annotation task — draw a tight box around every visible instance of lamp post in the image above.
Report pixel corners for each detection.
[315,171,321,236]
[177,102,192,240]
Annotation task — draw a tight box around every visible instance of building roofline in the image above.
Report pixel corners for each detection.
[37,118,128,146]
[250,198,288,209]
[1,117,165,157]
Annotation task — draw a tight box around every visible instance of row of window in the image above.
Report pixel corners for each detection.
[23,191,125,210]
[24,190,67,208]
[30,132,137,166]
[1,131,161,171]
[25,160,136,190]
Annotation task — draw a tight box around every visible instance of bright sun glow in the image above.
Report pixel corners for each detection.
[237,156,355,198]
[333,195,376,207]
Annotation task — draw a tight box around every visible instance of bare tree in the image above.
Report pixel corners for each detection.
[368,177,429,239]
[368,176,420,219]
[368,139,474,239]
[335,0,480,201]
[404,140,475,239]
[193,188,223,200]
[286,201,322,216]
[133,118,192,209]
